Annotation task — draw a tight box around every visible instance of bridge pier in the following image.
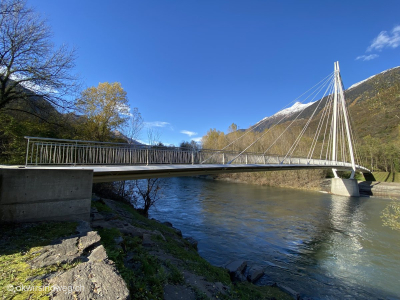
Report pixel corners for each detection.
[0,169,93,223]
[330,178,360,197]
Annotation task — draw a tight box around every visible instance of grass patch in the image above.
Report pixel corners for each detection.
[97,228,167,299]
[0,222,78,300]
[164,260,184,284]
[113,201,179,236]
[155,235,231,285]
[92,199,113,212]
[372,172,400,183]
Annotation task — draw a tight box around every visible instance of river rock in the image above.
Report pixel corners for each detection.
[162,221,173,227]
[175,228,183,236]
[142,233,155,246]
[88,245,108,262]
[91,212,104,221]
[225,260,248,282]
[225,260,247,274]
[79,231,101,250]
[184,237,198,250]
[232,271,247,282]
[246,265,264,283]
[48,252,129,299]
[30,231,101,269]
[153,230,166,241]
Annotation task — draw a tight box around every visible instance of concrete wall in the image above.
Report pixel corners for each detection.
[0,169,93,223]
[331,178,360,197]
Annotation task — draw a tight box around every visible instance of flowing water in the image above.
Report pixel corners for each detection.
[147,177,400,299]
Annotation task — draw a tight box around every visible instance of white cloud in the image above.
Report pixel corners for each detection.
[117,103,131,116]
[355,54,379,61]
[181,130,198,137]
[144,121,170,128]
[367,25,400,52]
[191,137,202,142]
[0,66,57,94]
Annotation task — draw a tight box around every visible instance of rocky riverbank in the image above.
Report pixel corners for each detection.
[0,196,296,299]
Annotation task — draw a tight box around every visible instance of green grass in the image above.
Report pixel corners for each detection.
[371,172,400,183]
[92,199,113,212]
[154,234,231,285]
[97,228,172,300]
[0,222,78,300]
[325,170,400,182]
[113,201,178,235]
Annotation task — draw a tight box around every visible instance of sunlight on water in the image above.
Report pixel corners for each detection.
[148,177,400,299]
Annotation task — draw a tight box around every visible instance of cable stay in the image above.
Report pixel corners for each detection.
[206,61,361,179]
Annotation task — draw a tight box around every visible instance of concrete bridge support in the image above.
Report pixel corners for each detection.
[0,169,93,223]
[331,178,360,197]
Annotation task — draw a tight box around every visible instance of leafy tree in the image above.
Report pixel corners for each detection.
[75,82,130,141]
[0,0,77,115]
[381,202,400,231]
[202,128,226,150]
[228,123,238,133]
[179,140,199,150]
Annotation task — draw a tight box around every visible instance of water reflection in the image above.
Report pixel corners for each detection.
[149,177,400,299]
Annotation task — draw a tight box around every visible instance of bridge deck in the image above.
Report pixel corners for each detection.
[2,163,370,182]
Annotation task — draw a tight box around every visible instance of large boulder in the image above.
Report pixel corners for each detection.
[225,260,247,274]
[29,231,101,269]
[184,237,198,250]
[246,265,264,283]
[224,260,248,282]
[48,245,129,299]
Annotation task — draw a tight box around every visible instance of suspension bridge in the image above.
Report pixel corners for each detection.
[0,62,371,222]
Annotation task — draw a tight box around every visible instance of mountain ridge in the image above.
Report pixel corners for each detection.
[248,66,400,141]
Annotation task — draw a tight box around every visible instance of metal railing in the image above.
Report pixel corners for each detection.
[24,136,369,172]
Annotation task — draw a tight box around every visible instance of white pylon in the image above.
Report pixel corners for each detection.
[331,61,357,179]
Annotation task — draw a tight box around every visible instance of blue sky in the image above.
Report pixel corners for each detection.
[30,0,400,146]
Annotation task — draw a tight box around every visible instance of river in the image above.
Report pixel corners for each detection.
[147,177,400,299]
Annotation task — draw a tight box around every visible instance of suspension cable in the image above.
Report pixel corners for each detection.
[201,72,334,164]
[283,75,334,162]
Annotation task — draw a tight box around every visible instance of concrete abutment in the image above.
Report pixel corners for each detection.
[330,178,360,197]
[0,169,93,223]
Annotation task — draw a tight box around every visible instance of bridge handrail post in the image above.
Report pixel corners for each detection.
[74,141,78,166]
[192,150,194,165]
[146,148,149,166]
[25,138,30,166]
[223,152,225,164]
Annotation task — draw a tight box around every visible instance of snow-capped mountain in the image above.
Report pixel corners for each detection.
[251,101,315,131]
[274,101,315,118]
[347,66,400,90]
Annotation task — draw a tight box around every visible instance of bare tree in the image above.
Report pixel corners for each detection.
[0,0,78,115]
[134,178,161,217]
[126,107,143,143]
[147,127,161,146]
